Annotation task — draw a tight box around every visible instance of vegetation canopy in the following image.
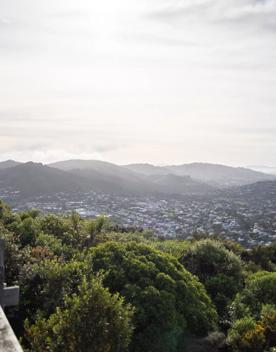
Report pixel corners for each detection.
[0,199,275,352]
[89,241,218,352]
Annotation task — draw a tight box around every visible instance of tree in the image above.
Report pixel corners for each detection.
[227,316,265,352]
[17,259,88,327]
[180,239,244,317]
[89,242,217,352]
[70,211,82,236]
[84,215,110,247]
[242,243,276,272]
[0,199,18,225]
[40,214,71,243]
[228,272,276,352]
[35,232,75,260]
[12,216,41,246]
[230,271,276,321]
[261,305,276,348]
[227,305,276,352]
[1,228,31,285]
[25,277,134,352]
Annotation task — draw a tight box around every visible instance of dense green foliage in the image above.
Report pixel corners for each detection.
[0,199,276,351]
[25,277,134,352]
[227,305,276,352]
[89,242,217,351]
[241,243,276,272]
[230,271,276,320]
[181,239,244,317]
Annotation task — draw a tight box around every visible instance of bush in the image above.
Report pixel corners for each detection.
[231,271,276,320]
[227,316,265,352]
[89,241,217,352]
[180,239,244,317]
[25,276,134,352]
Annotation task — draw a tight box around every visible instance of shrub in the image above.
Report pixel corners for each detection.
[89,242,218,352]
[25,277,134,352]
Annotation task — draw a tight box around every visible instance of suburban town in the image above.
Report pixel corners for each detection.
[2,189,276,248]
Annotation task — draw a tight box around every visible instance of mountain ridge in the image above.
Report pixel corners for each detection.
[125,162,275,187]
[0,160,22,169]
[0,160,275,200]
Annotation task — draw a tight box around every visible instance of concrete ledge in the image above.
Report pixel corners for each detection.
[0,306,23,352]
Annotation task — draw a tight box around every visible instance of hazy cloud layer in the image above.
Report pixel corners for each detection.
[0,0,276,165]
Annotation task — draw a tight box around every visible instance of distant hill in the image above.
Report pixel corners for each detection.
[49,159,120,172]
[0,160,22,169]
[147,174,217,196]
[0,161,158,198]
[248,165,276,176]
[229,180,276,201]
[50,159,216,196]
[0,162,87,197]
[167,163,276,187]
[1,159,272,201]
[50,159,149,187]
[125,162,275,187]
[49,159,162,196]
[122,163,170,176]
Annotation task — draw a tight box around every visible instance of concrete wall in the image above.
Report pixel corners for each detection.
[0,307,23,352]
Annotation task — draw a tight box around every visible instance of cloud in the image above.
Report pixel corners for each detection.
[0,0,276,165]
[148,0,276,32]
[0,133,125,163]
[119,31,202,48]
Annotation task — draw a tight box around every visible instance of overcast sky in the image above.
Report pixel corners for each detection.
[0,0,276,166]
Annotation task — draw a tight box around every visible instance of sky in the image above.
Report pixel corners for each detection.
[0,0,276,166]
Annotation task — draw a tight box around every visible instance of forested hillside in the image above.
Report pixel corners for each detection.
[1,199,276,352]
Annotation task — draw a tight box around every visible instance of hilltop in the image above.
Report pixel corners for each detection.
[125,162,275,187]
[0,160,22,169]
[0,159,274,201]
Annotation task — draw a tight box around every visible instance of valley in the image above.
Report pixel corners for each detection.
[1,159,276,247]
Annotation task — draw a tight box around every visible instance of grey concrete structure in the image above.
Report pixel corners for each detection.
[0,239,22,351]
[0,307,23,352]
